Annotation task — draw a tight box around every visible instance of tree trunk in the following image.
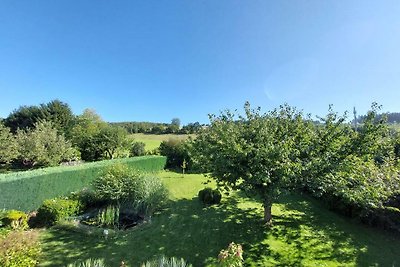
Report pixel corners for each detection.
[263,200,273,225]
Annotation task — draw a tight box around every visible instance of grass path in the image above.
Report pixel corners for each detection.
[39,172,400,266]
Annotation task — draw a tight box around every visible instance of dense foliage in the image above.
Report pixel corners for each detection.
[191,102,312,223]
[198,188,222,205]
[4,99,75,136]
[0,123,18,164]
[192,102,400,228]
[159,139,192,170]
[35,198,82,226]
[130,141,146,157]
[15,121,79,167]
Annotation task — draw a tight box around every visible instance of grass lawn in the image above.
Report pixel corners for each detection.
[128,134,194,151]
[39,171,400,266]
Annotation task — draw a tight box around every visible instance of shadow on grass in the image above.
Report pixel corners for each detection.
[39,193,400,267]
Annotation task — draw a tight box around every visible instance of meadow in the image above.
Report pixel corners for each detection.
[38,171,400,267]
[129,133,194,151]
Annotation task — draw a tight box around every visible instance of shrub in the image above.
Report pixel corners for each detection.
[92,164,140,203]
[70,188,104,210]
[0,156,166,212]
[129,176,169,217]
[217,242,243,267]
[198,188,222,205]
[66,258,107,267]
[141,256,192,267]
[131,142,146,157]
[0,230,41,267]
[15,121,79,168]
[1,210,28,230]
[159,139,191,170]
[35,198,82,226]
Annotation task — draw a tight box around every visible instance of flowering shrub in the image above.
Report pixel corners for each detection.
[218,242,243,267]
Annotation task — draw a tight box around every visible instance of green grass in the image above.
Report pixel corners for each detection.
[38,171,400,267]
[129,134,194,151]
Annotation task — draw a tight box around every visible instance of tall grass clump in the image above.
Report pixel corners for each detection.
[140,256,192,267]
[95,205,120,228]
[66,258,107,267]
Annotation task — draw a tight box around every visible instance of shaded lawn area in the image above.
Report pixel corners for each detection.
[39,172,400,266]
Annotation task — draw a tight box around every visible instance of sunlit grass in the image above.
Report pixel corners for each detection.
[39,171,400,266]
[128,134,194,151]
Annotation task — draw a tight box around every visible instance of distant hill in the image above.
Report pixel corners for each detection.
[355,112,400,124]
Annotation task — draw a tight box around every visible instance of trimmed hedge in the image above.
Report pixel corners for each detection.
[0,156,166,211]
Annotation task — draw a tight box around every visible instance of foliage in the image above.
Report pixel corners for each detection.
[159,139,191,170]
[129,176,169,217]
[198,188,222,205]
[1,210,28,230]
[73,114,128,161]
[0,230,41,267]
[217,242,243,267]
[66,258,107,267]
[70,188,103,210]
[140,256,192,267]
[191,102,313,223]
[92,164,140,203]
[0,123,18,164]
[15,121,79,168]
[131,141,146,157]
[303,104,400,225]
[4,99,75,137]
[93,164,169,217]
[36,198,82,226]
[0,156,166,211]
[95,205,120,228]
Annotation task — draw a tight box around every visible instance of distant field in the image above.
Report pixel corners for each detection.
[128,133,194,151]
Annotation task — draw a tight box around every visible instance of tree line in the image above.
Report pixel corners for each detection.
[0,100,198,169]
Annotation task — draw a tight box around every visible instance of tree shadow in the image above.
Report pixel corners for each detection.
[268,194,400,266]
[39,193,400,267]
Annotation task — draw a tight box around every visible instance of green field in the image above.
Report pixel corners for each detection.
[129,134,194,151]
[38,171,400,267]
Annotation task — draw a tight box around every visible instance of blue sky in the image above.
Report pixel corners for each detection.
[1,1,400,124]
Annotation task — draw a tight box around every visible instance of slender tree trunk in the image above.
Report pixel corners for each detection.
[263,199,273,225]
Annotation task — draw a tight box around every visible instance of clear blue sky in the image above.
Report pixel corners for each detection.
[1,1,400,124]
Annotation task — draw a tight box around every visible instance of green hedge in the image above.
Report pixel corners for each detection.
[0,156,166,211]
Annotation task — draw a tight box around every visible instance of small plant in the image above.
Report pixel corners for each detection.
[198,188,222,205]
[131,141,146,157]
[140,256,192,267]
[181,159,187,177]
[35,198,82,226]
[217,242,243,267]
[96,205,120,228]
[1,210,28,230]
[66,258,107,267]
[0,230,41,267]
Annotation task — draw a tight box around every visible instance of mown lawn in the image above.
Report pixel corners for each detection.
[128,134,194,151]
[39,171,400,266]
